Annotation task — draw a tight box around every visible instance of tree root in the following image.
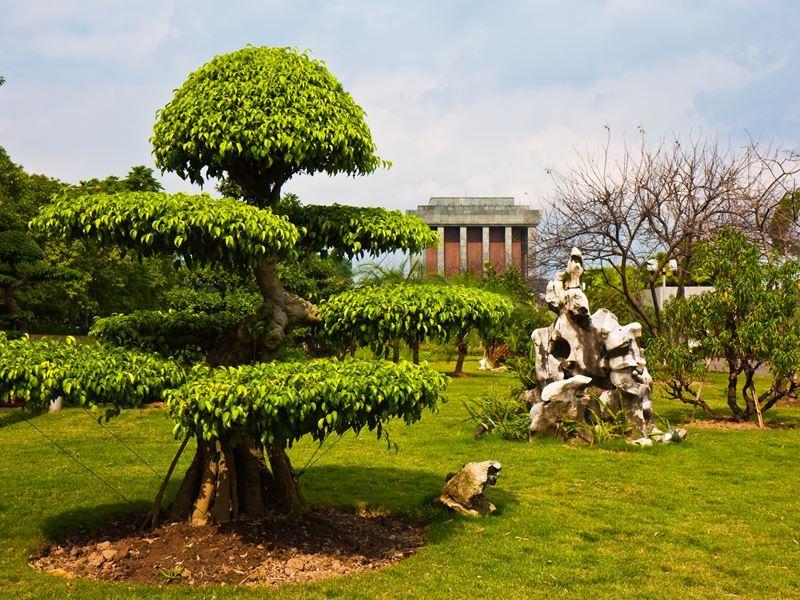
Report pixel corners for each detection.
[165,433,306,526]
[140,433,191,530]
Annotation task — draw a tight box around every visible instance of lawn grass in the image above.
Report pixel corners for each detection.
[1,355,799,599]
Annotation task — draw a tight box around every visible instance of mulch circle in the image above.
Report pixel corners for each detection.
[31,506,426,587]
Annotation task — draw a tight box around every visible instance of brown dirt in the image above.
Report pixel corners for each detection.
[687,420,796,430]
[31,506,426,587]
[776,397,800,407]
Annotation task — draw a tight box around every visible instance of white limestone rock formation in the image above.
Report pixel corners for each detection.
[439,460,502,516]
[529,375,593,437]
[528,248,675,444]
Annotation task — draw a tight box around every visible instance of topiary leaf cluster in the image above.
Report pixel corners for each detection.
[0,335,186,414]
[286,204,438,258]
[319,284,514,354]
[151,46,384,198]
[31,192,300,266]
[165,358,448,446]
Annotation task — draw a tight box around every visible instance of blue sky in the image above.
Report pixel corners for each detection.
[1,0,797,211]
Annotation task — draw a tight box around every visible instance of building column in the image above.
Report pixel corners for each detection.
[459,226,467,273]
[482,226,490,266]
[437,226,445,276]
[526,226,537,282]
[504,226,513,271]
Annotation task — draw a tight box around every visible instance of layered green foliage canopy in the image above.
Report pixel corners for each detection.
[31,192,300,266]
[90,310,247,357]
[166,358,447,446]
[32,190,437,267]
[320,284,514,353]
[0,334,185,414]
[152,46,383,199]
[287,204,438,258]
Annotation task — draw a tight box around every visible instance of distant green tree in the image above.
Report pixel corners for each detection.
[0,148,66,329]
[768,190,800,257]
[582,267,649,335]
[73,165,162,195]
[0,153,176,333]
[649,230,800,421]
[123,165,164,192]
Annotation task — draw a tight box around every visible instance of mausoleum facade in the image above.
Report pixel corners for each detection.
[408,197,542,285]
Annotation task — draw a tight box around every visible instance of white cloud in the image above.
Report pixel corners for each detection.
[286,51,769,211]
[0,1,796,216]
[2,1,178,62]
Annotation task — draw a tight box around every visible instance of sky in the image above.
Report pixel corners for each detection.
[1,0,798,213]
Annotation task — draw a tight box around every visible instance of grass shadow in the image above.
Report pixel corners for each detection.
[300,464,518,529]
[0,407,32,429]
[39,500,151,543]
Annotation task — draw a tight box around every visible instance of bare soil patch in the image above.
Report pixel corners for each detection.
[687,420,796,430]
[776,397,800,408]
[31,506,426,587]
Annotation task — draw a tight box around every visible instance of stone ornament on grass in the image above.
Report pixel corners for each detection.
[439,461,501,516]
[528,248,682,445]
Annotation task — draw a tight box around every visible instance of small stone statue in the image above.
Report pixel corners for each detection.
[439,461,501,516]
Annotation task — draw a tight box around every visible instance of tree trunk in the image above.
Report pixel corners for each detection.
[3,284,21,315]
[207,260,319,366]
[392,340,400,363]
[266,445,308,516]
[741,369,757,421]
[168,433,273,526]
[726,367,745,421]
[410,341,420,364]
[453,333,468,376]
[165,248,314,525]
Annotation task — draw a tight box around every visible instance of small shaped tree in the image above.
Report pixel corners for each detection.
[320,284,513,373]
[649,230,800,421]
[15,46,446,525]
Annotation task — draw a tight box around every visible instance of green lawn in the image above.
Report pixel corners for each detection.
[1,357,799,599]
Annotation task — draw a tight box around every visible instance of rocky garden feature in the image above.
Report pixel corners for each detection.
[525,248,684,445]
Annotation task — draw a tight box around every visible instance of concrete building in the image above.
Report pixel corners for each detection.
[409,197,542,284]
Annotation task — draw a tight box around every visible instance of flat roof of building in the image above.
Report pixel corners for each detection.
[427,196,516,207]
[410,196,541,226]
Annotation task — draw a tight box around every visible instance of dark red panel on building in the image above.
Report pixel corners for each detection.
[511,227,523,274]
[466,227,482,276]
[444,227,460,276]
[425,244,438,275]
[489,227,505,273]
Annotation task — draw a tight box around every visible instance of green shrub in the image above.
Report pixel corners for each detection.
[462,386,530,441]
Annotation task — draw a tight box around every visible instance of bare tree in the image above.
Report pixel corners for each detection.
[539,131,800,336]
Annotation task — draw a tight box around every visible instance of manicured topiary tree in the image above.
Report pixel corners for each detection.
[11,46,447,525]
[320,284,514,374]
[152,46,385,206]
